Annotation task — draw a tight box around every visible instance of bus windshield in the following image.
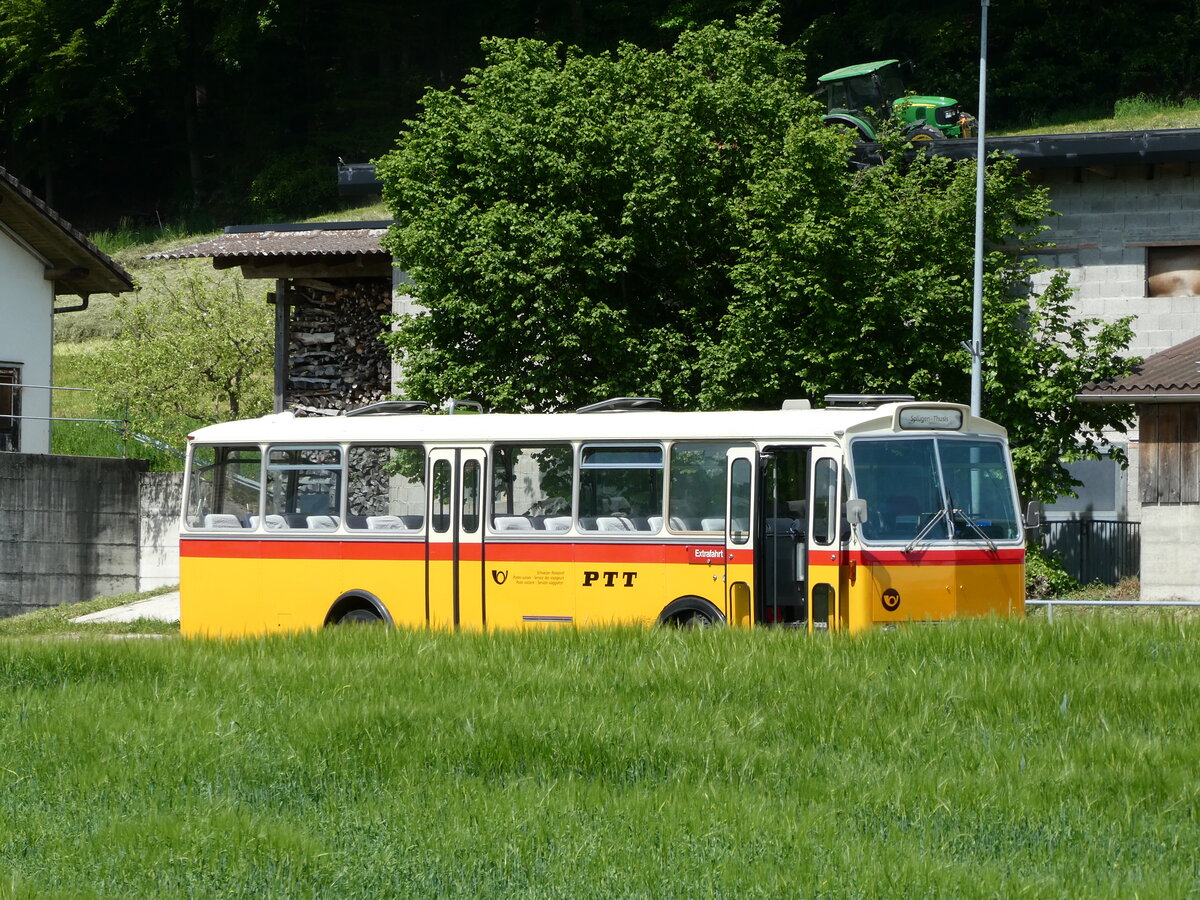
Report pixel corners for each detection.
[851,437,1019,543]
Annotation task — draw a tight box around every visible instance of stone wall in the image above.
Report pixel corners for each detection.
[0,453,147,616]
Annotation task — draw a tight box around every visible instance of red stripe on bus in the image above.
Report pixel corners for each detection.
[180,537,728,565]
[851,548,1024,566]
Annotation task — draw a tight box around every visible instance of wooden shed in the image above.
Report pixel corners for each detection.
[148,222,420,415]
[1081,334,1200,599]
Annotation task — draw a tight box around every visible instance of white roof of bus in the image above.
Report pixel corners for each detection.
[187,401,1006,446]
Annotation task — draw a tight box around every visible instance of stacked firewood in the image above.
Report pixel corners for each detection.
[287,280,392,416]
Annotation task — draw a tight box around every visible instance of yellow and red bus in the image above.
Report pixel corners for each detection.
[178,395,1026,637]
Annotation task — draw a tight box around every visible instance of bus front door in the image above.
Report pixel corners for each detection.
[426,448,486,630]
[758,447,811,627]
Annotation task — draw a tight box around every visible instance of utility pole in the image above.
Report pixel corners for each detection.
[968,0,989,417]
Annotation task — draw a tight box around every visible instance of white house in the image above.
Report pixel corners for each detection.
[0,167,133,452]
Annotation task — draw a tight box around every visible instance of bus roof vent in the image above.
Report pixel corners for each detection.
[781,399,811,410]
[446,399,484,415]
[823,394,916,408]
[576,396,663,414]
[344,400,431,416]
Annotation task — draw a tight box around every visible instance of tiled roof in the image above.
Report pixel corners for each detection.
[1080,334,1200,400]
[146,222,391,261]
[0,165,134,296]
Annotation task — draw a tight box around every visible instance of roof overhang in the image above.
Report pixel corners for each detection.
[853,128,1200,170]
[147,221,394,280]
[0,166,134,297]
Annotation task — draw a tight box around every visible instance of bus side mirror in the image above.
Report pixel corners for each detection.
[846,499,868,526]
[1024,501,1042,530]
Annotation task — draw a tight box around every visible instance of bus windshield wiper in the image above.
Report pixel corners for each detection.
[903,507,949,554]
[948,497,998,552]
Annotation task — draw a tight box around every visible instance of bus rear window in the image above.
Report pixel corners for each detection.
[186,445,261,529]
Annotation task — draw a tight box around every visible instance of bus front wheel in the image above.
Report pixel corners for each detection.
[336,607,383,625]
[658,597,725,629]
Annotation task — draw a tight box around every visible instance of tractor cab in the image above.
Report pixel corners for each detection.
[817,59,974,142]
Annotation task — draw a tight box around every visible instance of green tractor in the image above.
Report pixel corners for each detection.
[817,59,974,142]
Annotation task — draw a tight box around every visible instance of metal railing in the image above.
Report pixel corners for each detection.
[1028,598,1200,622]
[3,383,184,460]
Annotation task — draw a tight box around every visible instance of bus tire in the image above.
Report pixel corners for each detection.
[325,592,392,627]
[657,597,725,628]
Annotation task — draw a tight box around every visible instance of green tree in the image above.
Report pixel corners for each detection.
[86,267,273,449]
[377,10,1136,501]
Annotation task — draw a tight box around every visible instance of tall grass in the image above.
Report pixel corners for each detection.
[1,619,1197,897]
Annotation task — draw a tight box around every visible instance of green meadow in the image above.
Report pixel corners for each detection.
[1,618,1197,897]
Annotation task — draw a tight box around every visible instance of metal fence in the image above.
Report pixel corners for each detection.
[1041,519,1140,586]
[1028,598,1200,622]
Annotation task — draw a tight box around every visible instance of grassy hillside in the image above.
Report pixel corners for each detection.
[50,203,389,464]
[0,618,1195,897]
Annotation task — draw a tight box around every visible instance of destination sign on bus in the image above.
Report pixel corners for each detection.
[898,408,963,430]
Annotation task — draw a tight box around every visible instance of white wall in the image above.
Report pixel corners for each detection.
[1140,505,1200,600]
[0,227,54,454]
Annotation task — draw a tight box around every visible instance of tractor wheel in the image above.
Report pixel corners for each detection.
[907,124,945,143]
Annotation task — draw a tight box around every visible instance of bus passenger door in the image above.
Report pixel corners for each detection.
[759,447,811,627]
[807,453,844,632]
[426,448,486,630]
[725,449,756,626]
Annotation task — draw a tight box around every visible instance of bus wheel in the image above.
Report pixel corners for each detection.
[658,597,725,628]
[336,606,384,625]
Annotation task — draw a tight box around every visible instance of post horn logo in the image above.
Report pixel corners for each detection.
[881,588,901,611]
[491,570,509,585]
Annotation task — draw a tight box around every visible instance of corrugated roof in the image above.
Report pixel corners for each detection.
[1080,334,1200,401]
[0,165,134,296]
[147,222,391,261]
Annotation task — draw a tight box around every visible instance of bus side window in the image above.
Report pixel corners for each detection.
[668,442,740,533]
[578,445,663,532]
[265,447,342,530]
[490,444,573,532]
[812,458,838,545]
[346,444,426,531]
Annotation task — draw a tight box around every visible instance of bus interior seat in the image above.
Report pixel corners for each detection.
[365,515,408,531]
[543,516,572,532]
[645,516,663,532]
[204,513,244,529]
[249,514,288,531]
[669,516,697,531]
[493,515,536,532]
[701,517,725,531]
[306,515,339,531]
[596,516,633,532]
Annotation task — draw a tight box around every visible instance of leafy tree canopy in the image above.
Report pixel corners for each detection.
[379,10,1134,501]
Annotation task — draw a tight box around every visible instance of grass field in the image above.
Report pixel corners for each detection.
[1,618,1196,897]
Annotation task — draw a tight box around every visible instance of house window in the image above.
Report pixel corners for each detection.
[0,366,20,452]
[1044,452,1125,519]
[1146,246,1200,297]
